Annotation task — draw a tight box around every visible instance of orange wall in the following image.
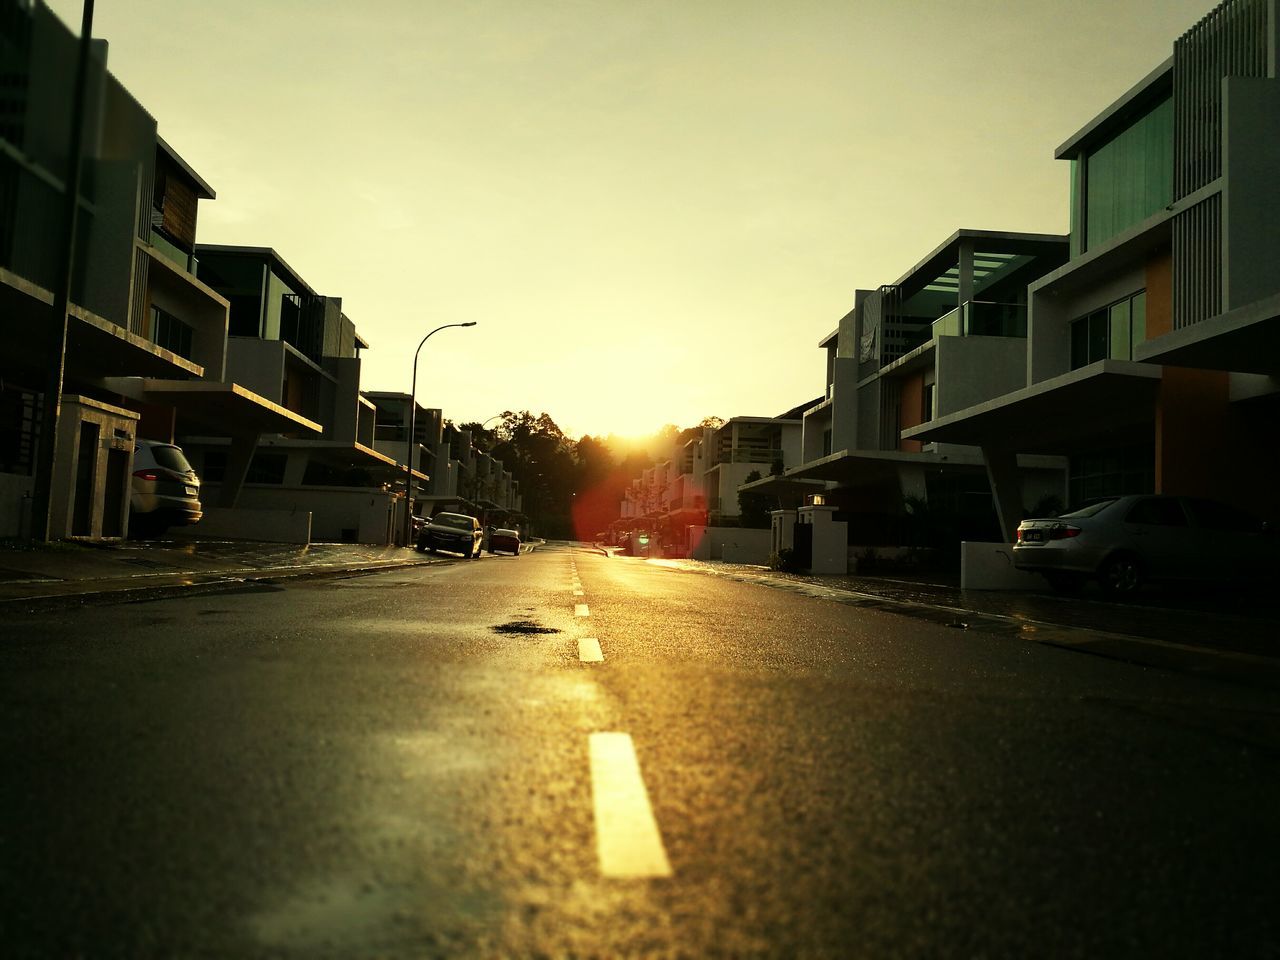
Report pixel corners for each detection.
[898,372,924,453]
[1146,251,1173,339]
[1155,366,1231,498]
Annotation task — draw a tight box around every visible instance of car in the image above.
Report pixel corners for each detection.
[1013,494,1276,597]
[416,511,483,558]
[489,528,521,555]
[129,440,202,537]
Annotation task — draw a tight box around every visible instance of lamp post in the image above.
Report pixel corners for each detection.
[403,322,476,547]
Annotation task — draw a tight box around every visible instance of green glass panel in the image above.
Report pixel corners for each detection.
[1109,300,1131,360]
[1084,96,1173,250]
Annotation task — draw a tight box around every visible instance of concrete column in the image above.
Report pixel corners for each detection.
[218,431,261,508]
[797,504,847,574]
[771,509,796,555]
[982,445,1023,543]
[957,239,974,315]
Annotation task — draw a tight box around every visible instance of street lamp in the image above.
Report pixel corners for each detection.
[403,321,477,547]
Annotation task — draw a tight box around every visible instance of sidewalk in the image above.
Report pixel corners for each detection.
[638,556,1280,690]
[0,539,433,605]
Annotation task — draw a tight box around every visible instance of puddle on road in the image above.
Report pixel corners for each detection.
[491,620,561,636]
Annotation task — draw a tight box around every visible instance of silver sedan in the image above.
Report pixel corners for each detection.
[1013,494,1276,596]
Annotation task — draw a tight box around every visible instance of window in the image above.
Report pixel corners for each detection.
[246,453,287,485]
[922,382,935,423]
[1068,444,1153,505]
[1084,96,1173,250]
[150,305,194,360]
[1125,497,1188,527]
[1184,498,1262,533]
[1070,290,1147,369]
[227,294,261,337]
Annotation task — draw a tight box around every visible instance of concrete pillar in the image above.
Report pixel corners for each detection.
[218,431,261,508]
[771,509,796,555]
[982,445,1023,543]
[797,504,847,574]
[957,239,974,313]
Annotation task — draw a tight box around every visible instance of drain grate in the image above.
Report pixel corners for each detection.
[492,620,561,635]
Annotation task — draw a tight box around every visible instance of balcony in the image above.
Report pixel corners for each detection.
[932,300,1027,340]
[712,447,783,465]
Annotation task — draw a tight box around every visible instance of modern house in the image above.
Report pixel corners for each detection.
[179,245,410,543]
[765,230,1071,555]
[908,0,1280,539]
[1,0,310,540]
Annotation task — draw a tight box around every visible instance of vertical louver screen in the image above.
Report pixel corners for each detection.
[1173,193,1222,328]
[1173,0,1268,200]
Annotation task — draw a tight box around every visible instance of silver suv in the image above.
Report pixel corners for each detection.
[130,440,201,536]
[416,511,483,558]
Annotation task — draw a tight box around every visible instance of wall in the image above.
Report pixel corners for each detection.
[829,357,859,451]
[0,472,34,538]
[1028,262,1147,384]
[169,506,311,544]
[897,371,924,452]
[935,336,1028,416]
[1223,77,1280,310]
[687,525,771,564]
[226,339,285,404]
[199,483,398,544]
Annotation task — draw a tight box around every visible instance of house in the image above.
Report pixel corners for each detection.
[770,230,1070,560]
[0,0,311,540]
[179,245,409,543]
[908,0,1280,539]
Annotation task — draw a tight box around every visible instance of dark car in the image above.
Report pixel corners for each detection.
[489,528,521,556]
[130,440,201,537]
[1013,494,1276,596]
[417,511,483,558]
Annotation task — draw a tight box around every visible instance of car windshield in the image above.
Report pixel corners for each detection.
[150,445,194,473]
[1058,498,1119,520]
[433,514,474,530]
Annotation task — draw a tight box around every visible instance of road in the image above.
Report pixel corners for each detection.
[2,543,1278,957]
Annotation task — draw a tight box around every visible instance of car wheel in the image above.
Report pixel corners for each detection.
[1098,553,1142,598]
[415,537,427,553]
[427,545,438,554]
[1044,572,1084,595]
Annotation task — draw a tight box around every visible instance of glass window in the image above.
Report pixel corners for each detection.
[246,453,287,485]
[1109,299,1131,361]
[1060,499,1119,519]
[1085,96,1173,250]
[1185,498,1262,533]
[150,445,194,474]
[1125,497,1188,527]
[1071,317,1090,369]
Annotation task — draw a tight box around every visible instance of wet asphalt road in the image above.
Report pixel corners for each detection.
[2,543,1278,958]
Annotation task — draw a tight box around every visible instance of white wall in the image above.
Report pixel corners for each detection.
[0,472,34,538]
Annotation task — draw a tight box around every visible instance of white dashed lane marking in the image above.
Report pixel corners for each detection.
[575,603,590,617]
[578,637,604,662]
[589,733,672,878]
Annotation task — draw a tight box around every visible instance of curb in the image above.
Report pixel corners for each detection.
[0,555,442,608]
[651,557,1280,692]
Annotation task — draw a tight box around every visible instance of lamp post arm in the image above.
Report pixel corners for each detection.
[403,322,476,546]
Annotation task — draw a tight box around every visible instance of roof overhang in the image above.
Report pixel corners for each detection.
[157,135,216,199]
[788,448,984,485]
[1134,292,1280,375]
[1,267,204,380]
[1055,57,1173,159]
[738,474,827,503]
[904,360,1161,453]
[105,378,322,436]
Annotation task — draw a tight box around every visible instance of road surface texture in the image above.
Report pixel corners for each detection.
[2,543,1277,957]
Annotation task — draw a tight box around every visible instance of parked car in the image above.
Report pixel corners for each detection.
[130,440,201,537]
[417,511,483,557]
[1013,494,1276,596]
[489,528,521,555]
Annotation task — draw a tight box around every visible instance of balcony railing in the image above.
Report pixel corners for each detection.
[668,496,707,512]
[712,448,783,465]
[932,300,1027,340]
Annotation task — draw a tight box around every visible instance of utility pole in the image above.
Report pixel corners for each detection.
[30,0,96,541]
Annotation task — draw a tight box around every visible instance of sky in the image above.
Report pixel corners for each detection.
[47,0,1212,439]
